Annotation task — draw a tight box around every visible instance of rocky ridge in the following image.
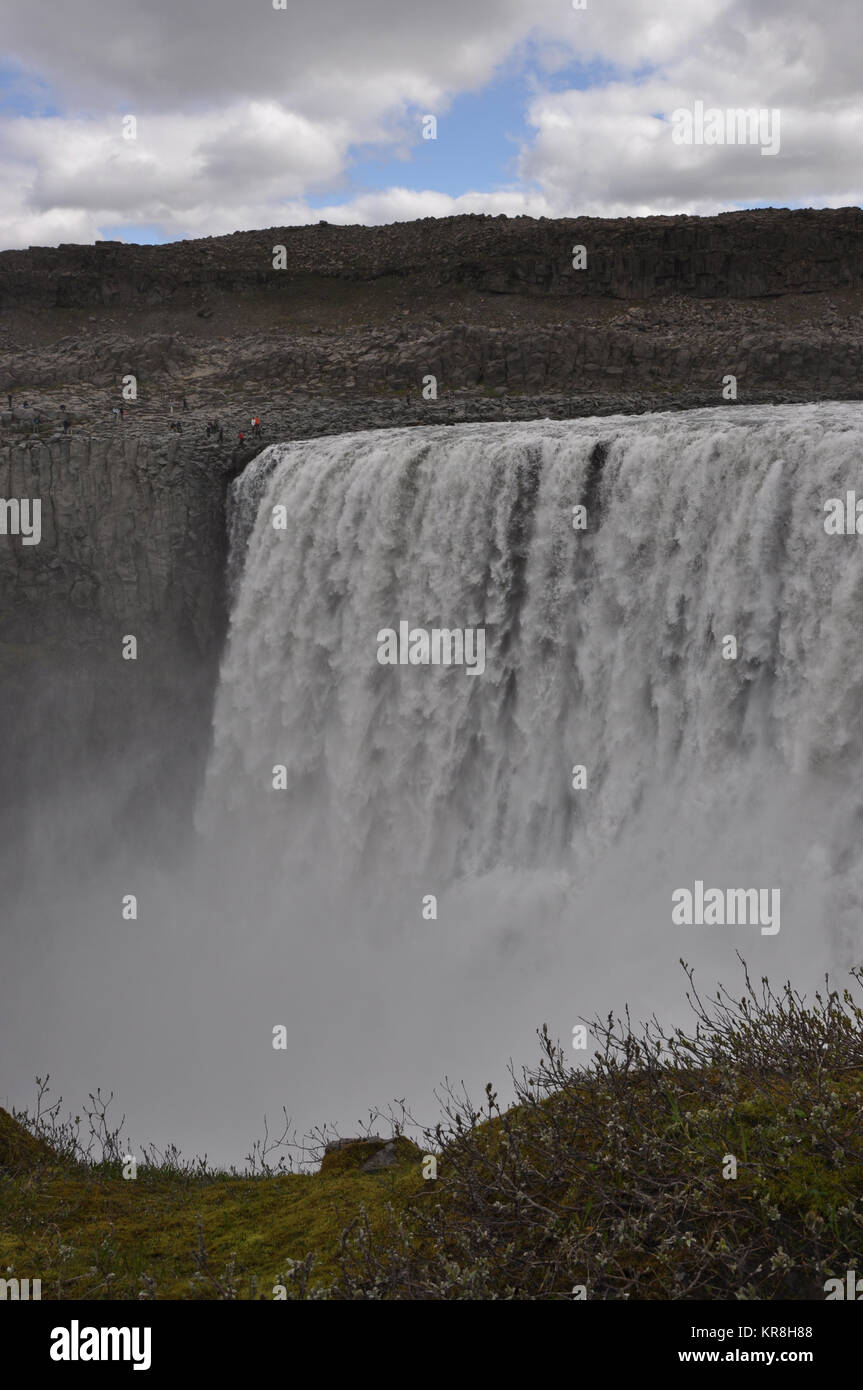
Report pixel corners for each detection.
[2,207,862,315]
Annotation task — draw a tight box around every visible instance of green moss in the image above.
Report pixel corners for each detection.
[0,1108,59,1172]
[0,1126,428,1299]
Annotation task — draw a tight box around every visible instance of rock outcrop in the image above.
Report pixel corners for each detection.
[320,1136,420,1175]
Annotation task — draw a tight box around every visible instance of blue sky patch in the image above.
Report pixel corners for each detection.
[98,223,168,244]
[0,60,61,118]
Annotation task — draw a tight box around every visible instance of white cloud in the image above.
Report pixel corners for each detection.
[302,186,555,225]
[0,0,859,247]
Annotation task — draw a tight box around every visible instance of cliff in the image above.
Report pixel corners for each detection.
[0,208,861,848]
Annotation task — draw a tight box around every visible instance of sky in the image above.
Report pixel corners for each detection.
[0,0,860,248]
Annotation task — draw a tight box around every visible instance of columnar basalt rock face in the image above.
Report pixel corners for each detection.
[0,430,238,852]
[1,208,862,310]
[0,432,230,646]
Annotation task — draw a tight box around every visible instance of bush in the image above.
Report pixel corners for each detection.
[330,958,863,1299]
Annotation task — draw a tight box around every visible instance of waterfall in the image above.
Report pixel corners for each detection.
[200,405,863,960]
[10,402,861,1165]
[174,404,863,1149]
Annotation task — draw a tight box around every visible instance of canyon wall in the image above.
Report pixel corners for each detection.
[0,208,861,854]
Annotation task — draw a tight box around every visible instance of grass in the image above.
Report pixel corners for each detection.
[0,1113,426,1300]
[3,957,863,1300]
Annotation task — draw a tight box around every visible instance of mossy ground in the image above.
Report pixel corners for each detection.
[3,1066,863,1300]
[0,1115,425,1299]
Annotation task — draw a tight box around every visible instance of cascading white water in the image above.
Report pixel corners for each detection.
[187,404,863,1152]
[202,405,863,950]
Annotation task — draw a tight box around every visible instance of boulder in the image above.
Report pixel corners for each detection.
[319,1135,421,1175]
